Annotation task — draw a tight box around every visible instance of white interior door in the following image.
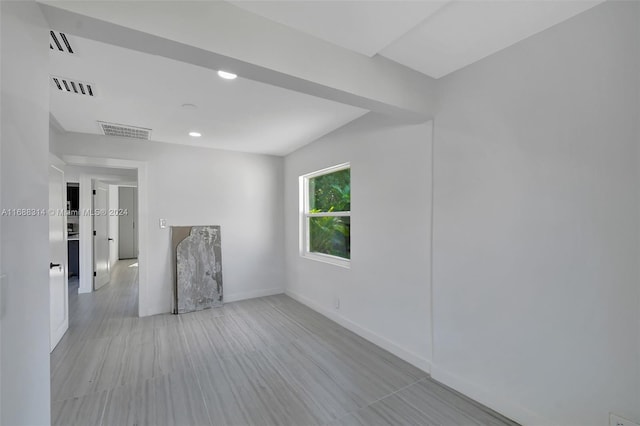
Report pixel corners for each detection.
[93,180,110,290]
[118,187,138,259]
[49,165,68,352]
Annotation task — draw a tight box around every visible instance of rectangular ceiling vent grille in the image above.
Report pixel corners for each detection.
[50,76,96,97]
[98,122,151,140]
[50,30,74,54]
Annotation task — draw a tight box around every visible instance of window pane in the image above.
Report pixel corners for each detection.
[309,216,350,259]
[309,168,350,213]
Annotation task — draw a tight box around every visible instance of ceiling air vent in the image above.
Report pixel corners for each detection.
[98,122,151,140]
[51,76,96,97]
[50,30,74,54]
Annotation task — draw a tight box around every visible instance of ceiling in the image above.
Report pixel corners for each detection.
[229,0,450,58]
[231,0,604,79]
[49,35,367,156]
[48,1,605,156]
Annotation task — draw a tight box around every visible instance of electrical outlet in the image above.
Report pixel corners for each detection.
[611,413,640,426]
[159,219,167,229]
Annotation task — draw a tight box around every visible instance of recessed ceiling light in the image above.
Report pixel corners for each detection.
[181,103,198,109]
[189,131,202,137]
[217,70,237,80]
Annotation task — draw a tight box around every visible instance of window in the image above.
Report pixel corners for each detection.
[300,163,350,267]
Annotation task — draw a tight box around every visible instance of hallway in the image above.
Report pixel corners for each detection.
[51,260,517,426]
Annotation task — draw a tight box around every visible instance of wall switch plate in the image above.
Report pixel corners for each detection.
[159,219,167,229]
[611,413,640,426]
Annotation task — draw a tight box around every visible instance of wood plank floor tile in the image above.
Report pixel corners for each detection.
[51,335,113,401]
[102,368,211,426]
[191,360,254,426]
[51,260,519,426]
[150,368,213,426]
[397,379,519,426]
[333,393,441,426]
[259,342,364,421]
[51,390,109,426]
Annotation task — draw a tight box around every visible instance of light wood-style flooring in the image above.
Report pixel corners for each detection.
[51,260,519,426]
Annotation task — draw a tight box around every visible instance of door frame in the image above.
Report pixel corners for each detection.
[49,164,68,351]
[61,155,149,318]
[92,179,110,291]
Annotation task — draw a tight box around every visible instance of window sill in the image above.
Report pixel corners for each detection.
[301,252,351,269]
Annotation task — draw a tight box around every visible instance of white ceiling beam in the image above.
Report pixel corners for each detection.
[39,1,435,122]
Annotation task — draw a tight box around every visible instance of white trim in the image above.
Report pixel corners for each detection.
[285,289,432,374]
[306,211,351,217]
[298,175,305,257]
[224,287,284,303]
[300,163,351,268]
[430,364,545,426]
[62,155,143,170]
[62,155,149,317]
[48,153,65,168]
[78,174,92,294]
[428,119,435,365]
[301,251,350,269]
[302,162,350,179]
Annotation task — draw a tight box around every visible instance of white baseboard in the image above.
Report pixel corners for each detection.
[430,364,546,426]
[77,286,92,294]
[225,287,284,303]
[285,290,431,374]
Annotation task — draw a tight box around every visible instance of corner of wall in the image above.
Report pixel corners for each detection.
[429,365,547,426]
[285,289,432,374]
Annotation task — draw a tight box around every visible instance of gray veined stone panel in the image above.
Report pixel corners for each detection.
[173,226,223,314]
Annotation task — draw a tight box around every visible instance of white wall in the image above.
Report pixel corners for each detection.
[0,1,51,424]
[52,132,285,315]
[284,113,433,371]
[432,2,640,425]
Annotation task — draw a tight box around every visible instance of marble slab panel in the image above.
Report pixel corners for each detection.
[172,226,223,314]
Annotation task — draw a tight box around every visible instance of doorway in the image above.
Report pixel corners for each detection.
[60,156,148,316]
[118,187,138,260]
[66,183,79,280]
[57,165,138,296]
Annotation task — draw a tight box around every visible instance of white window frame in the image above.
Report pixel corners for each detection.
[299,162,351,268]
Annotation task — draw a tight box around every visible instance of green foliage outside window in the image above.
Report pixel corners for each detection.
[308,168,350,259]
